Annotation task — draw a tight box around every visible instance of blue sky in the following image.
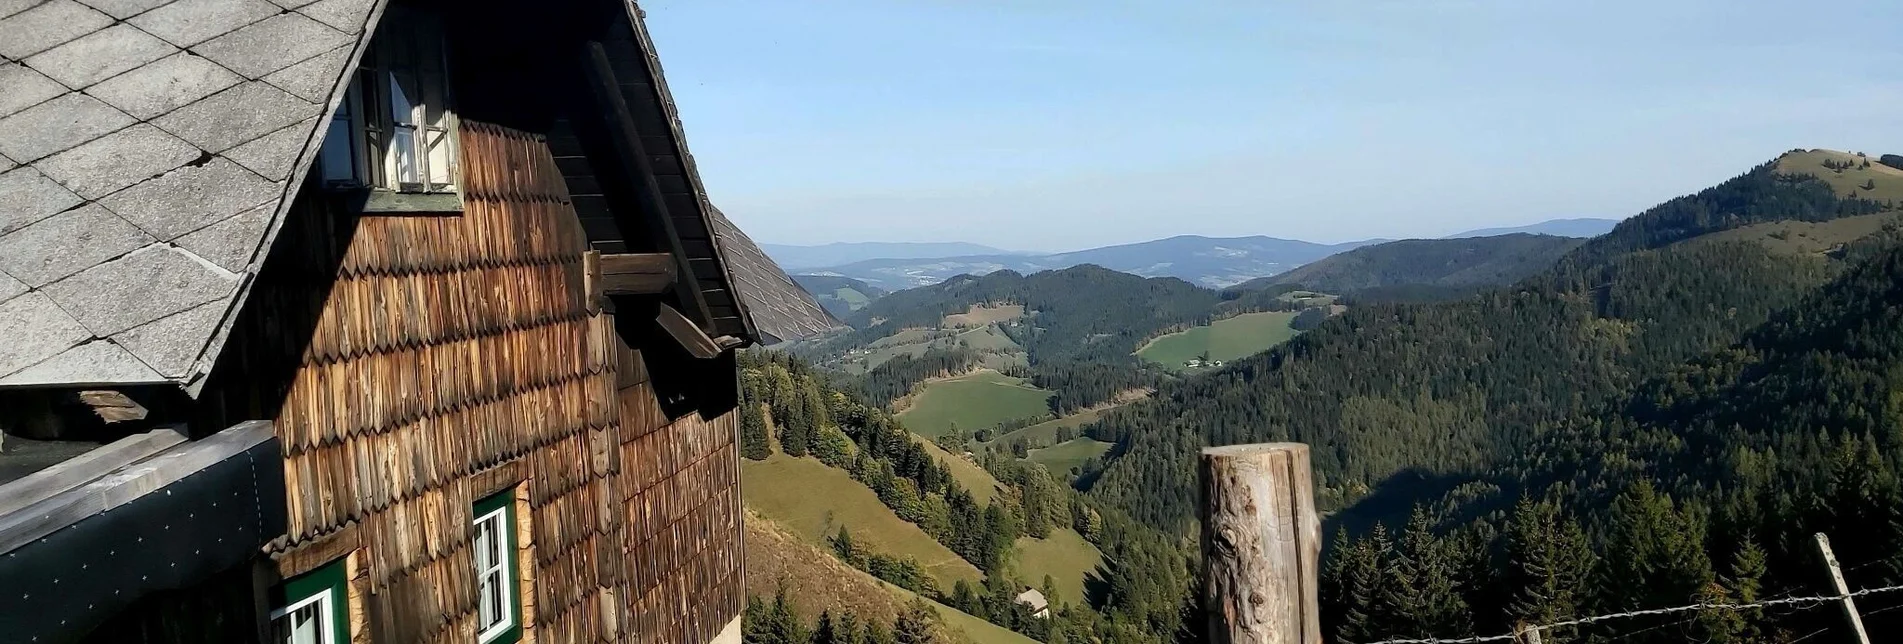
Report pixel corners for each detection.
[642,0,1903,250]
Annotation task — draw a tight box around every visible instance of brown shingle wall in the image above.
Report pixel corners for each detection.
[218,121,739,643]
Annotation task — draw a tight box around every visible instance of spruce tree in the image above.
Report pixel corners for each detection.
[740,399,772,460]
[1603,481,1713,611]
[1503,499,1593,643]
[1385,507,1471,638]
[894,598,941,644]
[813,611,840,644]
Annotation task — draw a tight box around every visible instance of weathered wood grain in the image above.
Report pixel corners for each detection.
[1201,443,1321,644]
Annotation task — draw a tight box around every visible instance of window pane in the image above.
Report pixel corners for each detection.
[319,119,354,184]
[272,595,331,644]
[390,126,418,186]
[425,129,452,188]
[387,71,418,127]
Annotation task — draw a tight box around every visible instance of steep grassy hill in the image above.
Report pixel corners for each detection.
[741,454,984,589]
[1264,233,1585,294]
[743,512,1038,644]
[917,439,1003,504]
[1011,528,1104,611]
[1088,150,1899,529]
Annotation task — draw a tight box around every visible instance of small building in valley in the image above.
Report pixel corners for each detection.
[1014,587,1052,619]
[0,0,837,642]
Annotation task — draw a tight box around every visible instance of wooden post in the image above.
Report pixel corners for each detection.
[1814,533,1872,644]
[1201,443,1321,644]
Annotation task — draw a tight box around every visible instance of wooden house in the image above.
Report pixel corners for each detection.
[0,0,838,642]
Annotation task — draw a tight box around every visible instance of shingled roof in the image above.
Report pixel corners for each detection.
[0,0,374,390]
[707,205,841,344]
[0,0,833,390]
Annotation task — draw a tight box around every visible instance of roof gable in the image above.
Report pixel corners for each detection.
[0,0,835,391]
[0,0,382,388]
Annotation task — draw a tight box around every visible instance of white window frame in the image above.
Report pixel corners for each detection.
[473,504,516,644]
[269,585,337,644]
[318,5,459,196]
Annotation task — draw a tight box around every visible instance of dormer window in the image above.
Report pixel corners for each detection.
[318,7,458,197]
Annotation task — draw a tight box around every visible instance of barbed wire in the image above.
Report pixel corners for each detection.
[1364,582,1903,644]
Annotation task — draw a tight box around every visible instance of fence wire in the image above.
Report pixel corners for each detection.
[1364,582,1903,644]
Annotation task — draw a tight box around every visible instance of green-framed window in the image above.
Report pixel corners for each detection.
[473,490,522,644]
[270,558,348,644]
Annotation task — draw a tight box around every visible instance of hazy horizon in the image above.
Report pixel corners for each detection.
[644,0,1903,248]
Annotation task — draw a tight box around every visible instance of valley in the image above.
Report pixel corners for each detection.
[745,148,1903,644]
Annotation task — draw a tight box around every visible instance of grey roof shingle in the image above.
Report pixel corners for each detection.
[84,51,244,119]
[127,0,277,47]
[0,339,166,386]
[0,64,68,119]
[110,299,224,378]
[78,0,176,19]
[35,124,201,199]
[0,167,84,235]
[0,0,370,388]
[223,118,315,177]
[0,0,114,60]
[43,245,240,337]
[174,199,274,271]
[0,204,154,287]
[152,81,316,152]
[193,12,351,78]
[23,23,178,89]
[260,45,352,103]
[297,0,375,33]
[97,157,278,240]
[0,93,135,162]
[0,292,92,378]
[0,273,26,305]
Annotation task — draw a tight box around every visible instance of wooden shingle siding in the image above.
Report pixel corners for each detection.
[205,120,741,643]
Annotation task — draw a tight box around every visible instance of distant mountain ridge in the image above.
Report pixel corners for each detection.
[799,235,1381,291]
[1446,217,1619,238]
[763,241,1024,269]
[1261,233,1587,295]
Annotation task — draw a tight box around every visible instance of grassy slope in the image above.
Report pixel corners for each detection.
[943,304,1025,328]
[1027,438,1114,476]
[1136,311,1301,369]
[834,287,874,310]
[1011,528,1105,610]
[917,438,1004,504]
[989,407,1107,448]
[896,371,1053,438]
[1694,211,1903,256]
[886,583,1041,644]
[1775,149,1903,203]
[741,454,983,589]
[743,511,1035,644]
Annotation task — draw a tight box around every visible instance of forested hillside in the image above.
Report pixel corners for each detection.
[1088,153,1895,528]
[1265,233,1584,294]
[1079,151,1903,641]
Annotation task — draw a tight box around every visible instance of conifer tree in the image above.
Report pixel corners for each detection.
[1503,499,1593,643]
[740,397,772,460]
[1384,507,1471,638]
[894,598,942,644]
[1602,481,1713,611]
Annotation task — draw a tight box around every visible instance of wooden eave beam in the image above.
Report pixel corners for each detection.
[599,252,676,295]
[580,41,717,329]
[656,302,722,359]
